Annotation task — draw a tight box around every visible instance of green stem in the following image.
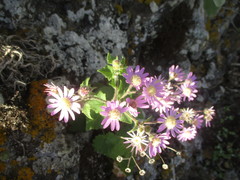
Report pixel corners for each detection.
[120,85,133,100]
[87,97,106,103]
[112,75,119,101]
[124,112,138,124]
[132,156,141,171]
[143,121,160,125]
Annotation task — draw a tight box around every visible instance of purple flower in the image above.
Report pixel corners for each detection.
[177,126,197,142]
[122,131,148,154]
[169,65,185,81]
[126,96,149,117]
[148,133,170,157]
[192,114,204,129]
[180,83,198,101]
[141,77,165,108]
[184,72,197,86]
[100,101,128,131]
[157,108,183,137]
[123,65,149,90]
[47,86,81,122]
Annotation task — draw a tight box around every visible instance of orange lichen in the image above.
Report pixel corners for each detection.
[17,167,34,180]
[0,162,6,172]
[27,80,57,144]
[0,131,6,145]
[0,176,6,180]
[10,160,18,166]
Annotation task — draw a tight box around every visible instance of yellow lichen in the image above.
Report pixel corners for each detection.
[17,167,34,180]
[27,80,56,144]
[114,4,123,14]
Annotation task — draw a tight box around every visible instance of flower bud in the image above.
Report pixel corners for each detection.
[148,159,155,164]
[112,59,122,71]
[162,164,168,170]
[139,170,146,176]
[140,152,146,157]
[176,151,181,156]
[78,86,90,98]
[125,168,131,173]
[116,156,123,162]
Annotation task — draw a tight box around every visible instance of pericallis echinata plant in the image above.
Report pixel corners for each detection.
[44,54,215,176]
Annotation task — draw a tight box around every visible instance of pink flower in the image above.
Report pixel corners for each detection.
[100,101,128,131]
[47,86,81,122]
[126,96,149,117]
[177,126,197,142]
[180,108,196,123]
[123,65,149,90]
[44,82,58,96]
[157,108,183,137]
[141,77,165,108]
[169,65,185,81]
[204,106,215,127]
[148,133,170,157]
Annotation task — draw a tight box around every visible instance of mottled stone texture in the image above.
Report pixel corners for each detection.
[0,0,240,179]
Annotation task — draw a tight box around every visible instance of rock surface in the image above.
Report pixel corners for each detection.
[0,0,240,179]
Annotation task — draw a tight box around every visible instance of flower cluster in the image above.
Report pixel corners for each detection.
[43,54,215,176]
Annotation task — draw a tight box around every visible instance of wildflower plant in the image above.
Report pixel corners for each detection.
[44,53,215,176]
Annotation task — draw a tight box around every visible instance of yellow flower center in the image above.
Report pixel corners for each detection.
[131,75,142,86]
[109,109,121,120]
[152,138,161,147]
[147,86,156,96]
[181,112,192,123]
[132,136,142,146]
[165,116,176,129]
[61,97,71,109]
[183,87,191,97]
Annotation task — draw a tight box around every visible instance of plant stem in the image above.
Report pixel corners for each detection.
[120,85,133,100]
[132,156,141,171]
[88,97,106,103]
[112,75,119,101]
[124,112,138,124]
[143,121,160,125]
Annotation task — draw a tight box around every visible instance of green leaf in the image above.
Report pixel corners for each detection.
[98,65,113,81]
[66,114,86,133]
[80,77,90,87]
[213,0,225,7]
[107,53,117,64]
[117,76,129,99]
[93,132,131,159]
[82,89,107,130]
[86,111,102,130]
[98,85,114,100]
[204,0,221,17]
[82,102,92,119]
